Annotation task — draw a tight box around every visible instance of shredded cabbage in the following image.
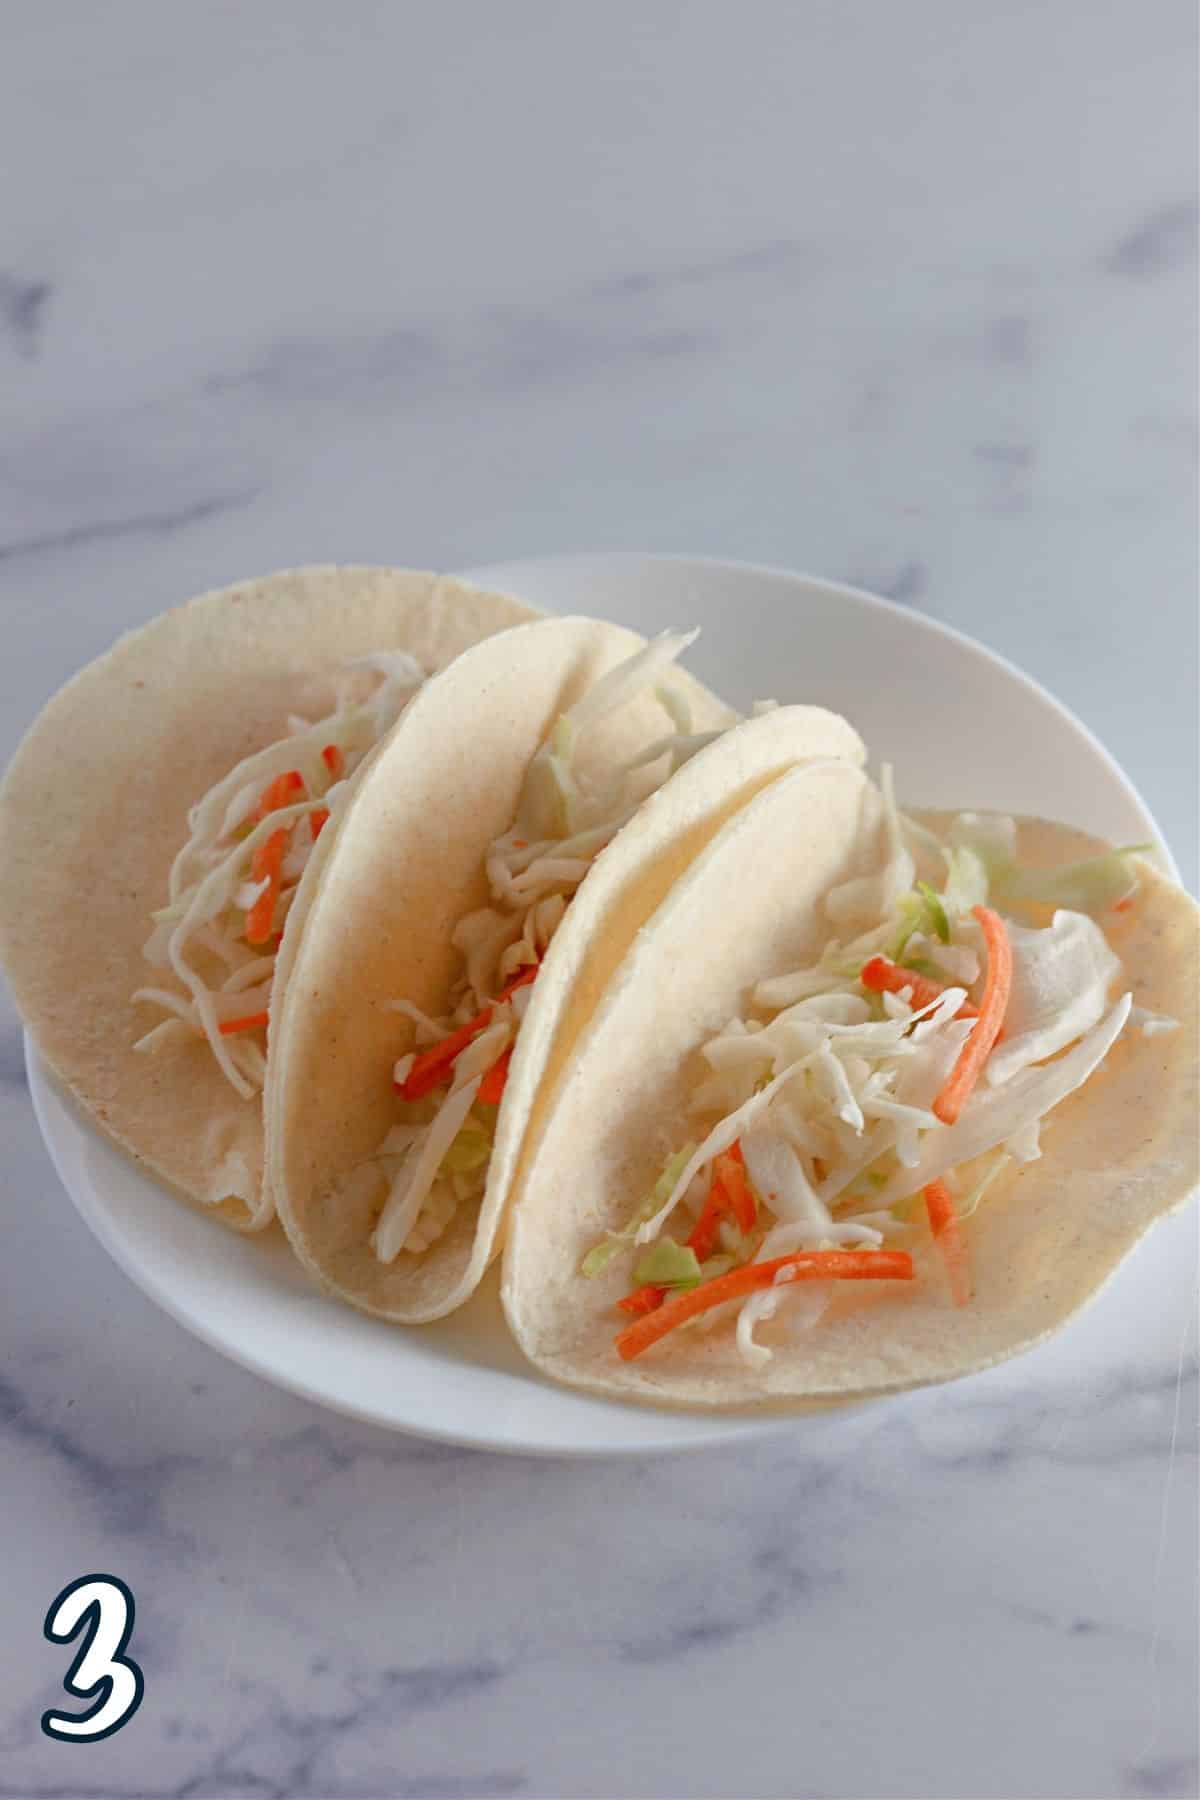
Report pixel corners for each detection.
[582,1143,699,1276]
[986,910,1121,1086]
[633,1240,703,1289]
[995,846,1152,914]
[135,655,427,1094]
[948,811,1018,872]
[371,1076,482,1262]
[920,939,980,986]
[596,805,1141,1362]
[635,1056,818,1246]
[516,630,699,841]
[734,1218,886,1365]
[655,683,693,737]
[874,996,1131,1207]
[916,882,951,943]
[740,1130,828,1229]
[1004,1118,1042,1164]
[625,728,726,777]
[370,633,720,1261]
[941,846,989,917]
[440,1119,492,1175]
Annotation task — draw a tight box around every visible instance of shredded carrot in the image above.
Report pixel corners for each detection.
[714,1141,756,1232]
[219,1011,269,1036]
[321,743,344,779]
[477,1046,512,1106]
[860,955,979,1018]
[1112,895,1133,913]
[250,828,285,884]
[686,1178,726,1263]
[615,1250,914,1360]
[309,806,330,841]
[245,828,288,945]
[923,1178,972,1306]
[685,1138,757,1261]
[257,769,305,820]
[617,1283,666,1317]
[398,1014,486,1100]
[397,963,539,1100]
[932,906,1013,1124]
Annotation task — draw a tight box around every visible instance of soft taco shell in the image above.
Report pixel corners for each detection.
[501,765,1198,1408]
[267,615,865,1322]
[0,565,536,1231]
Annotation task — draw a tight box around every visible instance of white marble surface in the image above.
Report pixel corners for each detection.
[1,6,1196,1797]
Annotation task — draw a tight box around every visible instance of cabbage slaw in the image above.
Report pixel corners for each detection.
[132,652,427,1097]
[365,632,725,1263]
[583,795,1164,1365]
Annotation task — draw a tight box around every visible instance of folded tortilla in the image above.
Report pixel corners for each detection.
[501,762,1199,1407]
[0,565,536,1231]
[266,615,866,1322]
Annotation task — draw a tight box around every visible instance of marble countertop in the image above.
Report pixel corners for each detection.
[1,6,1195,1797]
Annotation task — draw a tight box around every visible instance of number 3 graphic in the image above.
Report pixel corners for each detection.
[41,1574,145,1742]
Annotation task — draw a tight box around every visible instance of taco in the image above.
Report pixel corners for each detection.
[267,615,866,1323]
[0,565,536,1231]
[501,759,1198,1407]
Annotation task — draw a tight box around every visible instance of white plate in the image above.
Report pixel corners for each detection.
[26,553,1184,1456]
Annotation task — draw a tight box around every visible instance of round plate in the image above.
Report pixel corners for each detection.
[27,554,1184,1455]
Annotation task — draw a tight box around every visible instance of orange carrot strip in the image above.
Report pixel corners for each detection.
[309,806,330,841]
[686,1139,757,1261]
[932,906,1013,1124]
[617,1283,666,1317]
[257,769,305,821]
[860,955,979,1019]
[923,1178,972,1307]
[398,963,539,1100]
[246,828,288,945]
[615,1250,914,1361]
[686,1177,726,1264]
[714,1141,756,1233]
[399,1013,487,1100]
[250,829,284,883]
[321,743,344,779]
[1112,895,1133,913]
[477,1046,512,1106]
[219,1011,269,1036]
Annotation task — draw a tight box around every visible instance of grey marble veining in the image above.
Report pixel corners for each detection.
[1,4,1196,1797]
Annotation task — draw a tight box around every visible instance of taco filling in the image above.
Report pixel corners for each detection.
[363,630,752,1262]
[133,652,429,1096]
[581,788,1173,1365]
